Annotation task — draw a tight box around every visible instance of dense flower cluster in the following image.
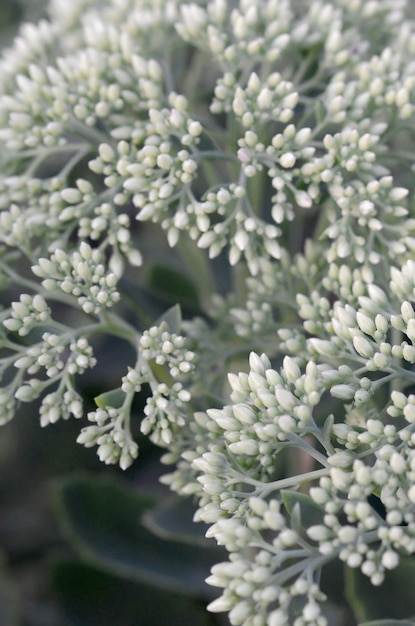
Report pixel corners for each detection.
[2,0,415,624]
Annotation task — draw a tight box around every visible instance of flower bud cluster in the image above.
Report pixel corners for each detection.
[139,322,196,379]
[3,294,51,336]
[138,322,195,447]
[8,332,96,429]
[3,2,415,625]
[32,242,120,315]
[51,0,181,61]
[0,177,66,252]
[0,19,58,97]
[231,244,326,340]
[237,123,316,225]
[217,71,298,128]
[59,177,143,274]
[307,439,415,587]
[177,0,293,71]
[0,391,16,427]
[39,387,83,427]
[208,352,326,470]
[77,320,196,466]
[141,381,192,447]
[78,403,139,470]
[14,334,96,382]
[0,35,164,151]
[325,44,415,126]
[390,259,415,301]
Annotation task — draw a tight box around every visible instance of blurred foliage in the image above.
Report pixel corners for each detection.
[0,0,48,47]
[345,558,415,624]
[53,474,224,599]
[51,560,213,626]
[0,550,19,626]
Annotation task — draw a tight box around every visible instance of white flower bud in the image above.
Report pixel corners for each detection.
[382,550,399,570]
[282,356,301,383]
[353,335,374,358]
[406,318,415,342]
[232,97,246,117]
[356,311,376,335]
[228,439,258,455]
[278,414,296,432]
[157,153,173,170]
[390,451,406,474]
[330,467,351,490]
[307,525,331,542]
[331,384,355,401]
[279,152,296,168]
[274,388,297,411]
[328,451,353,468]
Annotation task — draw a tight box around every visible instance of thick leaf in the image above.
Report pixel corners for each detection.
[155,303,182,334]
[148,265,200,309]
[322,413,334,441]
[51,559,212,626]
[142,496,219,548]
[146,304,184,385]
[345,556,415,622]
[94,388,125,409]
[320,559,357,626]
[281,490,325,528]
[54,475,220,598]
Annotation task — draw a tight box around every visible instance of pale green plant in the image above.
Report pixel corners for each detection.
[2,1,415,624]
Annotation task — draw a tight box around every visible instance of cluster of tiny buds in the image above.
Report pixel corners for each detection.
[141,381,192,447]
[78,404,139,471]
[3,293,51,336]
[39,387,83,427]
[2,2,415,625]
[14,335,96,388]
[139,323,196,379]
[32,242,120,315]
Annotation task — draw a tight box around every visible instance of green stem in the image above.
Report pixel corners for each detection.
[98,310,139,346]
[65,118,115,147]
[272,553,332,588]
[243,467,330,496]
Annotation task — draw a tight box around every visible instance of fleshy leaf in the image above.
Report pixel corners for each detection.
[345,556,415,622]
[54,475,220,598]
[94,388,125,409]
[282,490,325,528]
[155,303,182,334]
[148,265,200,310]
[142,496,220,548]
[51,559,213,626]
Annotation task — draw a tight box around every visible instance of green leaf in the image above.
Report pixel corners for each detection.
[142,496,222,549]
[51,559,212,626]
[155,303,182,334]
[322,413,334,441]
[94,388,125,409]
[148,265,200,309]
[282,490,325,528]
[54,475,220,598]
[290,502,302,534]
[345,556,415,623]
[147,305,185,386]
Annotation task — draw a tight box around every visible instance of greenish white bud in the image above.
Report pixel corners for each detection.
[331,384,355,400]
